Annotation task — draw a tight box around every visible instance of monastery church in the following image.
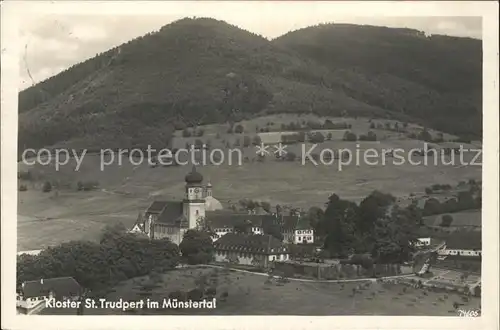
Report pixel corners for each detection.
[131,166,314,246]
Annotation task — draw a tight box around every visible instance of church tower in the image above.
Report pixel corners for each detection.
[205,181,213,197]
[183,166,206,229]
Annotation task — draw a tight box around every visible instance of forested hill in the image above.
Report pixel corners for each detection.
[18,18,482,150]
[273,24,482,139]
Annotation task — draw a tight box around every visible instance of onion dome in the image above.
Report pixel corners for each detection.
[185,166,203,184]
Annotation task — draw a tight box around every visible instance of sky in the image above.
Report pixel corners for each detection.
[15,2,483,90]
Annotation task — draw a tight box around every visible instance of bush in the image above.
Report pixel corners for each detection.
[234,124,244,134]
[77,181,100,191]
[182,129,192,137]
[18,171,33,181]
[343,131,357,141]
[252,135,262,145]
[285,152,296,162]
[169,290,186,302]
[440,214,454,227]
[205,287,217,296]
[309,132,325,143]
[42,181,52,193]
[366,131,377,141]
[187,288,204,301]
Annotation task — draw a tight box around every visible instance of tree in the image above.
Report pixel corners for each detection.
[440,214,453,227]
[371,206,418,263]
[457,191,475,210]
[357,191,395,234]
[234,124,244,134]
[306,206,324,230]
[100,222,128,244]
[298,131,306,142]
[418,129,432,142]
[243,136,251,147]
[366,131,377,141]
[309,132,325,143]
[320,194,358,257]
[194,139,204,149]
[423,198,442,216]
[17,225,179,292]
[252,135,262,145]
[196,217,216,239]
[265,224,284,241]
[179,230,214,265]
[343,131,357,141]
[42,181,52,193]
[260,201,271,213]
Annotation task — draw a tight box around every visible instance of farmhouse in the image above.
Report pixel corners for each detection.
[214,233,290,267]
[132,167,312,245]
[16,277,82,315]
[439,232,482,257]
[415,237,431,247]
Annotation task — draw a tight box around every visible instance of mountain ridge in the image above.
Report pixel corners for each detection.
[18,18,482,150]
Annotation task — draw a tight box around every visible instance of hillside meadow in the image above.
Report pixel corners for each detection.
[41,266,481,315]
[17,134,481,251]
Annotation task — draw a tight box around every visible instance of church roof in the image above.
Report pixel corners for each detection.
[214,233,288,254]
[206,212,277,229]
[145,201,185,225]
[158,201,185,224]
[146,201,169,214]
[185,166,203,184]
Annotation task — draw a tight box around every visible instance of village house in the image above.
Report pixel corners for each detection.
[213,233,290,267]
[131,166,314,245]
[16,277,82,315]
[281,215,315,244]
[414,237,432,247]
[438,232,482,257]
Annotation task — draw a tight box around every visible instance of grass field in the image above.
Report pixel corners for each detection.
[17,115,481,251]
[41,266,480,315]
[423,210,481,228]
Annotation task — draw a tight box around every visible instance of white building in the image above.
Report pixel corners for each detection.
[214,233,290,267]
[294,229,314,244]
[282,215,315,244]
[415,237,431,247]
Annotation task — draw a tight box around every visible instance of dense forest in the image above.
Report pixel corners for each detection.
[18,18,482,151]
